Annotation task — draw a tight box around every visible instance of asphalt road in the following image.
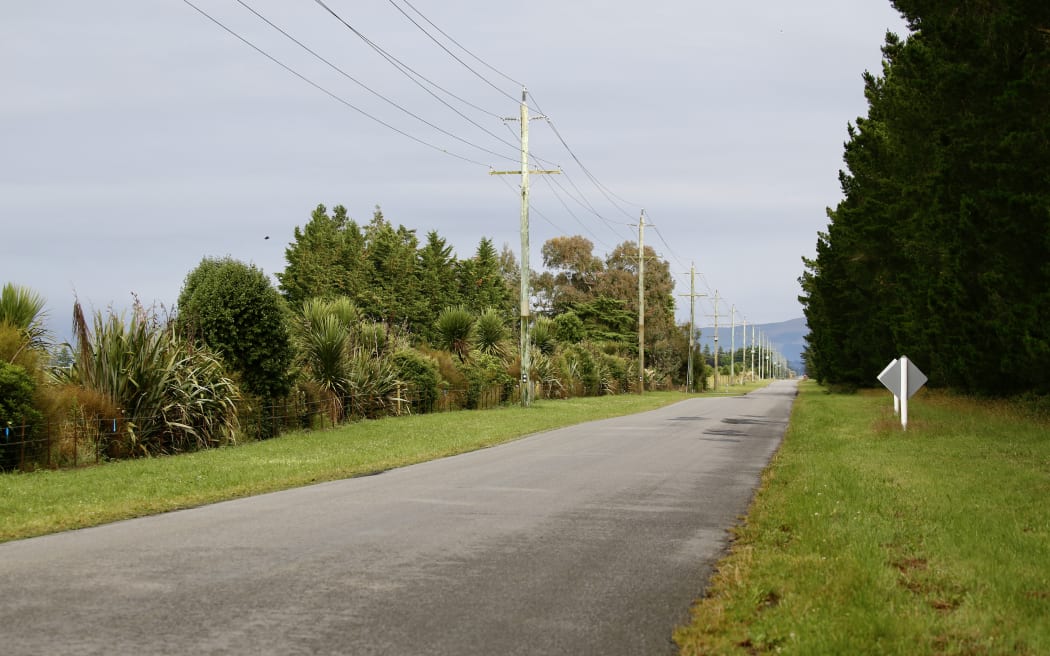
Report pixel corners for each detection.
[1,380,797,656]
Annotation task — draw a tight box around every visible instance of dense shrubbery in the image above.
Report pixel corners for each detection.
[3,211,713,469]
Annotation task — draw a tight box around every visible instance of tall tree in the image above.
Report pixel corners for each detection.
[278,204,367,309]
[802,2,1050,393]
[459,237,513,317]
[358,207,422,327]
[415,230,461,343]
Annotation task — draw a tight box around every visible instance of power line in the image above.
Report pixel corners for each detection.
[529,92,643,218]
[394,0,525,90]
[181,0,492,167]
[385,0,523,105]
[538,176,613,250]
[493,174,565,234]
[233,0,519,164]
[548,169,633,238]
[310,0,504,123]
[649,221,690,273]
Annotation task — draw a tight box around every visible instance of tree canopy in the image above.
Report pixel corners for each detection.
[801,1,1050,394]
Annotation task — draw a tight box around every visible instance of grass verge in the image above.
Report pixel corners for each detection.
[675,381,1050,655]
[0,391,704,543]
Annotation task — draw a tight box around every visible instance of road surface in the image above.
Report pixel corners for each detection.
[1,380,797,655]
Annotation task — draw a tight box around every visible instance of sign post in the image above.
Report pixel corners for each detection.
[877,356,928,430]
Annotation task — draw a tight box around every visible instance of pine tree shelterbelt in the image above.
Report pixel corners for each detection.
[801,1,1050,395]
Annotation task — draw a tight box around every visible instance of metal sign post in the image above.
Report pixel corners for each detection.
[877,356,928,430]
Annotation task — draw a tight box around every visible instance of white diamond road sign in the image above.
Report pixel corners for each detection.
[877,357,927,399]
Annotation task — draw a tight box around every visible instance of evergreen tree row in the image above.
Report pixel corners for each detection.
[800,1,1050,395]
[278,204,514,344]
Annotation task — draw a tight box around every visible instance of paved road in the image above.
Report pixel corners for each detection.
[1,380,797,656]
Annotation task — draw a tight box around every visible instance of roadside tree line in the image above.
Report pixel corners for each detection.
[1,204,711,470]
[800,1,1050,395]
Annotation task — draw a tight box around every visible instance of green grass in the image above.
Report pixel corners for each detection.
[675,381,1050,655]
[0,391,707,543]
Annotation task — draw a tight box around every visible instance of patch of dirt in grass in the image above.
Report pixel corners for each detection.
[893,557,929,574]
[758,590,780,610]
[931,632,1034,656]
[891,556,967,614]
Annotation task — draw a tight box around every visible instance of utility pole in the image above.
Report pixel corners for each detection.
[730,305,737,386]
[760,331,768,377]
[751,322,756,382]
[711,290,721,392]
[637,211,646,394]
[741,315,746,386]
[490,87,559,408]
[678,263,707,392]
[759,332,765,380]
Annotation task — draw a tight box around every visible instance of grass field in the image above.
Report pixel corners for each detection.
[0,391,717,543]
[675,381,1050,655]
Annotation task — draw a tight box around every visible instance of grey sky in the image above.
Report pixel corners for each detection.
[2,1,907,340]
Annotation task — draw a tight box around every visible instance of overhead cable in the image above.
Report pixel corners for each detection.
[385,0,523,105]
[234,0,519,163]
[310,0,505,124]
[181,0,492,167]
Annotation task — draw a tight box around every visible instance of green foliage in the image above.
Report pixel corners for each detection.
[63,301,240,456]
[570,296,636,346]
[179,256,293,400]
[0,362,41,470]
[416,230,462,343]
[0,283,50,354]
[343,348,400,418]
[677,383,1050,654]
[460,351,514,409]
[551,310,585,344]
[474,308,509,358]
[277,204,366,309]
[391,349,440,413]
[357,207,423,326]
[597,351,631,394]
[802,4,1050,394]
[531,316,557,355]
[435,306,475,360]
[293,298,353,421]
[460,237,513,317]
[559,343,601,397]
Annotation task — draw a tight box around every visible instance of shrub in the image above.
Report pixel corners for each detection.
[561,343,600,396]
[392,349,440,413]
[474,308,510,358]
[178,257,293,400]
[461,352,513,409]
[62,301,241,457]
[531,317,557,356]
[599,352,631,394]
[0,362,42,470]
[435,306,475,360]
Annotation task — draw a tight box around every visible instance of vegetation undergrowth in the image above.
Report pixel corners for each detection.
[675,381,1050,655]
[0,391,695,543]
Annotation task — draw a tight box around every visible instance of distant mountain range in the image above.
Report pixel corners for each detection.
[694,317,808,375]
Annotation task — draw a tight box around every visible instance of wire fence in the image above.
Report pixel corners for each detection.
[0,382,521,472]
[0,376,683,472]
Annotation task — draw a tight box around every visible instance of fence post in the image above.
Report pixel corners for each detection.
[46,419,51,469]
[19,422,26,471]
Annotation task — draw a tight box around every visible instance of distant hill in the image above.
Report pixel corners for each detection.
[695,317,807,375]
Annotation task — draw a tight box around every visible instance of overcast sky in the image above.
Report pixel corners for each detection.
[2,1,908,340]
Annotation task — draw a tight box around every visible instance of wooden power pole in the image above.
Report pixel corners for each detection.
[490,88,558,407]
